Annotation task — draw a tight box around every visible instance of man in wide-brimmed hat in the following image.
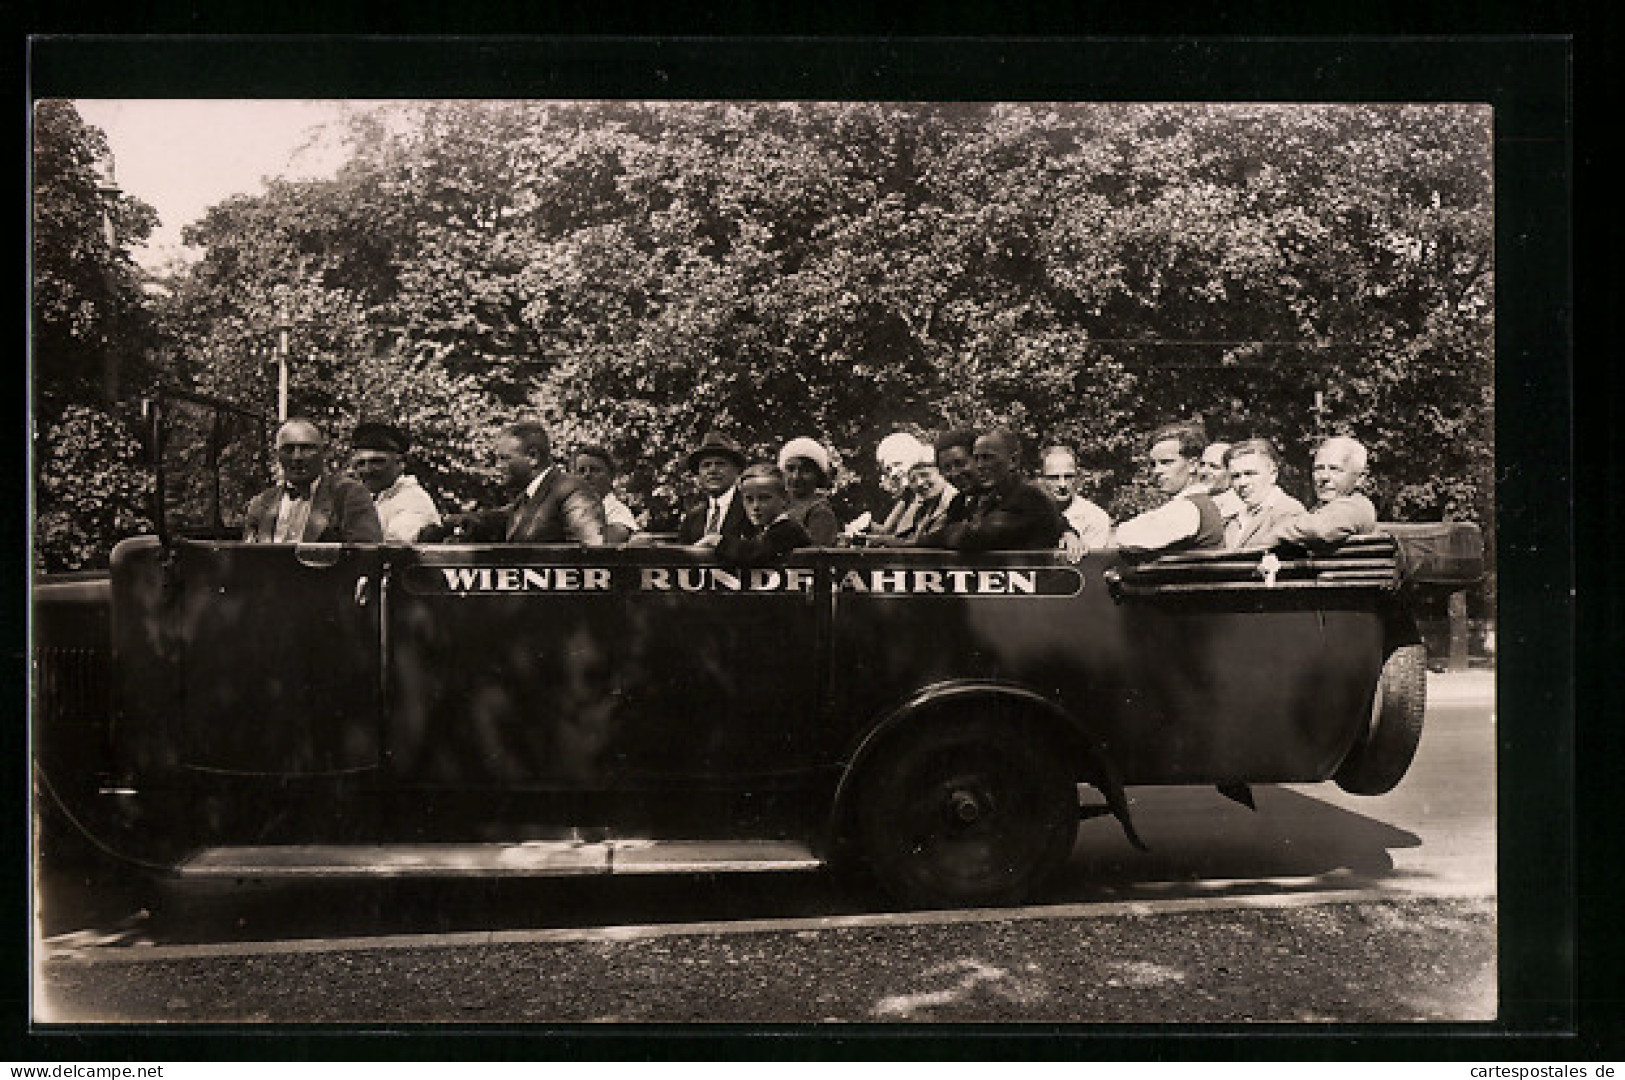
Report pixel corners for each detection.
[350,421,442,544]
[675,430,751,545]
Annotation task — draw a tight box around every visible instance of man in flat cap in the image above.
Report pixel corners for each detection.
[675,431,752,545]
[244,418,382,543]
[350,421,442,544]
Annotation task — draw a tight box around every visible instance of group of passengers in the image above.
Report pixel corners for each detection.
[244,414,1378,560]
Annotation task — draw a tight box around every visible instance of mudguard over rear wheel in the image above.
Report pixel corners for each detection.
[855,716,1079,908]
[1334,643,1428,795]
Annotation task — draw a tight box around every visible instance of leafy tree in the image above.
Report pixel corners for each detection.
[144,100,1493,543]
[32,102,161,570]
[35,404,153,571]
[32,101,159,419]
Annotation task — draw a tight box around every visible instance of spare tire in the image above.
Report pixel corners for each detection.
[1334,643,1428,795]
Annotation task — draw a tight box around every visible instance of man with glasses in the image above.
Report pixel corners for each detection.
[1040,444,1113,553]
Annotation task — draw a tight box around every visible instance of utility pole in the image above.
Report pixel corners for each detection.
[273,289,291,422]
[277,325,290,423]
[94,156,122,404]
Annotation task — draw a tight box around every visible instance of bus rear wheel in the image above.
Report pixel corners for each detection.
[855,716,1078,908]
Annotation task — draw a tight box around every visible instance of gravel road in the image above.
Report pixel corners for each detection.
[39,896,1495,1024]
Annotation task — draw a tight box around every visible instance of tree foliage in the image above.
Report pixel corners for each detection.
[32,102,162,570]
[35,404,153,571]
[32,101,160,419]
[42,100,1493,564]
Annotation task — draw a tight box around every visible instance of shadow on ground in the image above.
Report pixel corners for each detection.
[37,785,1422,947]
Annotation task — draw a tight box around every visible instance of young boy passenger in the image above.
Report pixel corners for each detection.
[715,464,813,566]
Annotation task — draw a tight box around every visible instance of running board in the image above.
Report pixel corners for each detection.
[175,840,824,879]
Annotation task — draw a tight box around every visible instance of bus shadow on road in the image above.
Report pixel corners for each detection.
[1049,784,1424,902]
[40,785,1436,948]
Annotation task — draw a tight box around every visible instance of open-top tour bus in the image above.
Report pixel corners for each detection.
[34,390,1484,907]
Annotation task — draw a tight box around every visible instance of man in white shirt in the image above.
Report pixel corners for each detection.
[350,422,442,544]
[1039,444,1113,551]
[1114,421,1227,556]
[572,444,641,544]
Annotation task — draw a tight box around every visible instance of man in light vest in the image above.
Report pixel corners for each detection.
[1114,421,1226,556]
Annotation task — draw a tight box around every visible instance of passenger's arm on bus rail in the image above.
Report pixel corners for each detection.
[1260,494,1378,549]
[562,489,608,546]
[1113,498,1200,555]
[338,482,385,544]
[803,502,843,546]
[1057,525,1088,564]
[393,505,442,545]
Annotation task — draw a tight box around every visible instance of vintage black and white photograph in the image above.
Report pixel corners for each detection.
[31,74,1511,1027]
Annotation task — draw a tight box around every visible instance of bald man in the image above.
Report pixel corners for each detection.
[1258,435,1378,548]
[243,418,383,543]
[919,428,1063,552]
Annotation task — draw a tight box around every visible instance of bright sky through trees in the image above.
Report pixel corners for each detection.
[70,100,354,269]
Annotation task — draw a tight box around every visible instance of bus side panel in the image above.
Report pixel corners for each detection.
[110,538,387,779]
[33,573,115,828]
[1104,590,1385,783]
[385,547,824,792]
[108,537,181,781]
[822,551,1133,763]
[825,550,1384,785]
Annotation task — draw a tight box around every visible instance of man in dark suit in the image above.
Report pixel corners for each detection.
[452,421,605,544]
[243,418,383,543]
[674,431,752,545]
[919,428,1063,552]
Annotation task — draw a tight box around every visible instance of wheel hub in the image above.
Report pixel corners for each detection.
[949,788,985,823]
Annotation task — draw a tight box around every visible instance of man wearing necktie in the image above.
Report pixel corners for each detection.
[674,431,751,545]
[243,418,383,543]
[469,421,607,544]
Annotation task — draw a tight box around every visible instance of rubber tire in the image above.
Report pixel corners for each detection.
[855,715,1079,908]
[1334,643,1428,795]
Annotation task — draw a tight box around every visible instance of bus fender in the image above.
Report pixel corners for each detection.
[828,680,1147,854]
